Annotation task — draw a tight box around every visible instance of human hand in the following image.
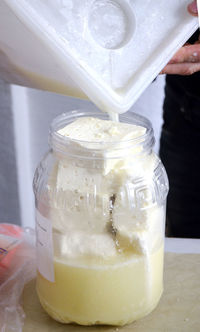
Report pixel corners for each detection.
[161,1,200,75]
[188,0,198,16]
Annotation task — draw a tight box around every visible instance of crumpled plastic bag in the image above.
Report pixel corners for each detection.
[0,223,36,332]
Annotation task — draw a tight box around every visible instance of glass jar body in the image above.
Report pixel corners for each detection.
[33,111,168,326]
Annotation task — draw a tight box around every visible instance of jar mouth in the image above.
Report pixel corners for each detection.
[49,110,155,158]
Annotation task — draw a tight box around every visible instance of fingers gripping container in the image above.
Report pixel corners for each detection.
[0,0,199,113]
[33,110,169,326]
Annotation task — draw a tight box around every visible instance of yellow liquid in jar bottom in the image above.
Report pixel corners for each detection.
[36,245,164,326]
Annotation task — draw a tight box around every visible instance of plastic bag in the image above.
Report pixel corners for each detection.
[0,224,36,332]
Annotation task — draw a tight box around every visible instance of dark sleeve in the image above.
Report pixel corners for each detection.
[187,29,199,44]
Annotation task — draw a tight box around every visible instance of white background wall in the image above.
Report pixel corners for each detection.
[6,75,165,228]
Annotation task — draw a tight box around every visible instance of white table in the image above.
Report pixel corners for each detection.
[165,237,200,254]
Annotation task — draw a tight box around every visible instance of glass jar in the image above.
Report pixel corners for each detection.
[33,110,169,326]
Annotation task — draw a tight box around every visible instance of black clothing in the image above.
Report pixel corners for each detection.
[166,71,200,98]
[166,30,200,98]
[159,30,200,238]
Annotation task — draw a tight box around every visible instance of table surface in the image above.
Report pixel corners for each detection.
[21,238,200,332]
[165,237,200,254]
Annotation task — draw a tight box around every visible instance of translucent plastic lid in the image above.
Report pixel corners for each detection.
[5,0,199,113]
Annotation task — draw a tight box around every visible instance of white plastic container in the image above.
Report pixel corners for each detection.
[0,0,199,113]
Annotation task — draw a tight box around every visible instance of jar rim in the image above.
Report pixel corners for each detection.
[49,110,155,158]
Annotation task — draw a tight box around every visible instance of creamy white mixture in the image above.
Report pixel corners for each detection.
[48,117,163,261]
[57,117,146,144]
